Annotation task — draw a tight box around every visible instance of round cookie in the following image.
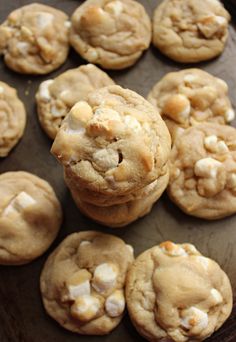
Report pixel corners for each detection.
[68,170,169,227]
[40,231,134,335]
[147,69,235,141]
[51,85,171,197]
[126,241,233,342]
[0,81,26,157]
[152,0,230,63]
[168,123,236,219]
[69,0,151,69]
[0,171,62,265]
[36,64,115,139]
[0,3,70,74]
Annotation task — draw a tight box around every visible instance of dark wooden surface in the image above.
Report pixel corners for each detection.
[0,1,235,341]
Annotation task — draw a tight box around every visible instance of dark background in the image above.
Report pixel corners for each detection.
[0,1,235,341]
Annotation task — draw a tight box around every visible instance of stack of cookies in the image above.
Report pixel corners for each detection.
[51,85,171,227]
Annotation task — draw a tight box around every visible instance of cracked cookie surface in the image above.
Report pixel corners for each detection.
[147,69,235,141]
[36,64,115,139]
[70,0,151,69]
[168,123,236,219]
[0,171,62,265]
[0,81,26,157]
[0,3,70,74]
[40,231,134,335]
[126,241,232,342]
[152,0,230,63]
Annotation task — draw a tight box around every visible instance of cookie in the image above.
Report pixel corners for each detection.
[147,69,235,141]
[0,3,70,74]
[0,171,62,265]
[68,170,169,227]
[168,123,236,219]
[126,241,233,342]
[152,0,230,63]
[36,64,115,139]
[64,163,169,207]
[51,85,171,197]
[69,0,151,69]
[40,231,134,335]
[0,81,26,157]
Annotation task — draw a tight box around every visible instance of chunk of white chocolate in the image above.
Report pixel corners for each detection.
[204,135,218,152]
[16,41,29,56]
[66,269,92,300]
[210,288,223,305]
[36,12,54,29]
[92,263,118,294]
[105,290,125,317]
[184,74,197,84]
[224,108,235,122]
[70,294,101,322]
[124,115,141,132]
[194,158,222,178]
[163,94,191,124]
[68,101,93,132]
[105,1,123,16]
[80,240,91,247]
[51,105,64,118]
[38,80,54,102]
[217,140,229,153]
[0,86,4,94]
[3,191,36,216]
[159,241,187,257]
[93,148,119,171]
[181,307,208,330]
[198,14,227,38]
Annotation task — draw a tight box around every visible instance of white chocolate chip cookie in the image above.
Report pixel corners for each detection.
[147,69,235,141]
[0,171,62,265]
[126,241,233,342]
[36,64,115,139]
[0,3,70,74]
[168,123,236,219]
[51,85,171,197]
[40,231,134,335]
[0,81,26,157]
[69,0,151,69]
[152,0,230,63]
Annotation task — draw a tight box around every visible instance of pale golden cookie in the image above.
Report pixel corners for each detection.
[0,3,70,74]
[147,69,235,141]
[168,123,236,219]
[126,241,233,342]
[51,85,171,197]
[152,0,230,63]
[68,169,169,227]
[0,171,62,265]
[70,0,151,69]
[36,64,115,139]
[40,231,134,335]
[0,81,26,157]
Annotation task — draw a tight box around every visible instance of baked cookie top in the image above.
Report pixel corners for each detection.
[0,171,62,265]
[69,0,151,69]
[126,241,233,342]
[51,85,171,196]
[36,64,115,139]
[152,0,230,63]
[147,69,235,141]
[0,3,70,74]
[0,81,26,157]
[168,123,236,219]
[40,231,134,335]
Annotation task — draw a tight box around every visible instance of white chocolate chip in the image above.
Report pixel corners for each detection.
[159,241,187,257]
[38,80,54,102]
[105,290,125,317]
[183,244,198,255]
[64,20,71,28]
[68,101,93,132]
[86,48,99,61]
[194,158,222,178]
[66,269,92,300]
[94,108,121,121]
[124,115,141,132]
[80,240,91,247]
[105,1,123,16]
[126,244,134,255]
[93,148,119,171]
[215,15,227,26]
[163,94,191,124]
[181,307,208,330]
[16,41,29,56]
[217,140,229,153]
[92,263,118,294]
[198,14,227,38]
[210,288,223,304]
[36,12,54,29]
[0,86,4,94]
[204,135,218,152]
[70,294,101,322]
[51,104,64,118]
[224,109,235,122]
[184,74,197,84]
[3,191,36,216]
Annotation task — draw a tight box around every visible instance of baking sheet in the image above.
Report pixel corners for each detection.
[0,0,235,341]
